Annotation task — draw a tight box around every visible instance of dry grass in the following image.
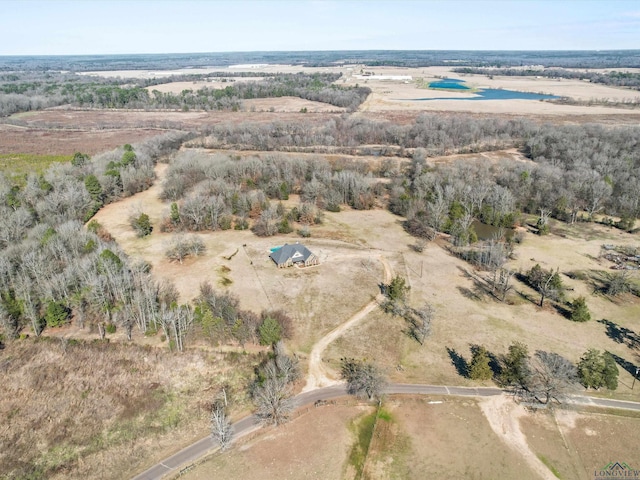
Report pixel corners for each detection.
[182,405,369,480]
[520,408,640,479]
[0,337,256,479]
[0,124,165,156]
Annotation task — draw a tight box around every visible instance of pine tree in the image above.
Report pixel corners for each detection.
[570,296,591,322]
[577,348,604,389]
[500,341,529,386]
[469,346,493,380]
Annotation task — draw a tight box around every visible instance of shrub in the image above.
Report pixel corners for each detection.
[570,296,591,322]
[45,300,71,328]
[130,212,153,237]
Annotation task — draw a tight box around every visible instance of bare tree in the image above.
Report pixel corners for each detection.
[521,350,577,405]
[252,361,295,426]
[492,268,515,302]
[340,358,387,400]
[210,399,233,450]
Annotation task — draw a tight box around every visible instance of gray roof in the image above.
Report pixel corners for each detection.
[270,243,314,265]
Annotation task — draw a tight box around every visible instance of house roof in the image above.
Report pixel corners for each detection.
[270,243,314,265]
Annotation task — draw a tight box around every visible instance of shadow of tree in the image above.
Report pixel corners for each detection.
[608,352,639,377]
[599,319,640,350]
[457,286,482,301]
[446,347,468,378]
[456,266,493,301]
[554,303,572,320]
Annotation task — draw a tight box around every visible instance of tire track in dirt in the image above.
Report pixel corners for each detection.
[479,395,557,480]
[302,255,393,392]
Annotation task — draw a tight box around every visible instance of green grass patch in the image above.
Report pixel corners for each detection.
[0,153,72,178]
[537,454,563,478]
[347,409,377,478]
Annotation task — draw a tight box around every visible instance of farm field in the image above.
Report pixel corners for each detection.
[184,394,640,480]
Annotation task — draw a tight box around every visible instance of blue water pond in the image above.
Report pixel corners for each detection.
[419,78,559,101]
[428,78,470,90]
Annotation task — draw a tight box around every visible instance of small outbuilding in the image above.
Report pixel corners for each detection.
[270,243,319,268]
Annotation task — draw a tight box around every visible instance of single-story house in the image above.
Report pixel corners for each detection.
[270,243,319,268]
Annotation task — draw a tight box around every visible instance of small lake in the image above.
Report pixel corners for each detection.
[417,77,559,101]
[472,220,514,241]
[429,78,470,90]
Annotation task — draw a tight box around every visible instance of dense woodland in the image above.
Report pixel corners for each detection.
[0,72,370,116]
[1,114,639,351]
[2,50,639,72]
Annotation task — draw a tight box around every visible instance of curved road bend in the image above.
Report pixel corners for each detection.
[132,384,639,480]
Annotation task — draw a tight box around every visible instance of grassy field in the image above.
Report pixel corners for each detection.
[0,153,72,177]
[0,338,257,480]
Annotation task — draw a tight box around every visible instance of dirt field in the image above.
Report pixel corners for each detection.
[183,405,371,480]
[521,408,640,479]
[0,124,165,155]
[185,396,566,480]
[145,77,264,94]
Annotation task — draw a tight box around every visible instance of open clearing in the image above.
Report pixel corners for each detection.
[92,153,640,400]
[189,395,639,480]
[183,395,640,480]
[183,404,370,480]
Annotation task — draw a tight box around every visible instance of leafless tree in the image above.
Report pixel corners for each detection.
[210,400,233,450]
[340,358,387,400]
[252,362,295,426]
[521,350,577,405]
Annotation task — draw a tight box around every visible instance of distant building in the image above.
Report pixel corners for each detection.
[269,243,319,268]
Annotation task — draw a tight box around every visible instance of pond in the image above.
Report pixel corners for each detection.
[428,78,470,90]
[418,77,559,101]
[471,220,514,241]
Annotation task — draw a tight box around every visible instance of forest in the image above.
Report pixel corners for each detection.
[0,72,370,116]
[2,113,639,353]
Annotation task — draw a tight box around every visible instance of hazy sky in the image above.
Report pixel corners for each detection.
[1,0,639,55]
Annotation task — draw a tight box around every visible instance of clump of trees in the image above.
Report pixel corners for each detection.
[577,349,618,390]
[525,264,564,307]
[165,235,206,263]
[130,212,153,237]
[381,275,433,345]
[251,342,300,425]
[340,358,387,400]
[195,282,293,349]
[159,150,381,236]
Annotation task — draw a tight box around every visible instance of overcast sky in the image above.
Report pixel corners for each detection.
[1,0,639,55]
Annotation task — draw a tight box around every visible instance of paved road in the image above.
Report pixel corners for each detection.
[132,383,639,480]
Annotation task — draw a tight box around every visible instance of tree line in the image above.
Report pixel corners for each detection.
[0,132,191,345]
[159,150,383,237]
[194,115,640,227]
[0,72,370,116]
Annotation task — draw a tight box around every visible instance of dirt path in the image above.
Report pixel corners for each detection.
[479,396,556,480]
[302,255,393,392]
